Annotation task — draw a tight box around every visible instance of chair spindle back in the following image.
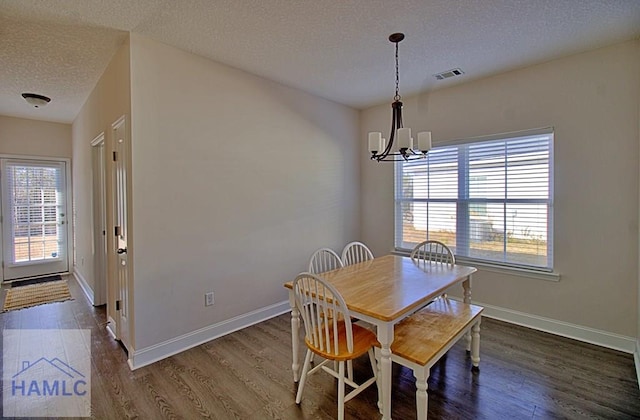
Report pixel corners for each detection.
[293,273,354,356]
[341,241,374,266]
[410,240,455,266]
[308,248,344,274]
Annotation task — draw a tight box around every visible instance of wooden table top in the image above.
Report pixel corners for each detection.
[284,255,477,322]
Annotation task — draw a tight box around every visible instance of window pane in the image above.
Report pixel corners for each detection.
[468,203,505,260]
[505,203,548,266]
[469,142,505,198]
[400,201,457,249]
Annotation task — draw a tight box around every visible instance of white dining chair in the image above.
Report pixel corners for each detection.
[410,240,455,266]
[292,272,379,420]
[308,248,344,274]
[410,240,456,304]
[341,241,374,266]
[309,247,359,379]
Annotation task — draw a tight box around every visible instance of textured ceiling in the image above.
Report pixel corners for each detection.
[1,0,640,123]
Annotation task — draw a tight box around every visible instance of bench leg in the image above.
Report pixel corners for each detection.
[471,318,481,369]
[463,276,472,352]
[414,367,430,420]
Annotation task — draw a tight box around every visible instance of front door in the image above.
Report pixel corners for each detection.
[1,159,69,281]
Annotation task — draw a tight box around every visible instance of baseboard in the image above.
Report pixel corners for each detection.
[456,298,635,354]
[128,300,291,370]
[634,339,640,390]
[126,297,637,370]
[72,267,94,305]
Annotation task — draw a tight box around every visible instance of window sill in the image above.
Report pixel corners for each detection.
[391,249,561,282]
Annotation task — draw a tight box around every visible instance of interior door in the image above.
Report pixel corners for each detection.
[112,116,130,350]
[1,159,69,281]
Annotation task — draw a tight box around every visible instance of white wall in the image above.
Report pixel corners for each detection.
[637,57,640,368]
[71,38,131,311]
[361,40,640,338]
[129,34,360,350]
[0,115,71,158]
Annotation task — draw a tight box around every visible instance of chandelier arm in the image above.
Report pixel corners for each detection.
[388,106,397,150]
[375,104,396,161]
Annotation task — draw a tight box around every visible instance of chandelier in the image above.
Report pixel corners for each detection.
[368,33,431,162]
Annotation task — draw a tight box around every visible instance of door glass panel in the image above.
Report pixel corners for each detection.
[6,163,63,263]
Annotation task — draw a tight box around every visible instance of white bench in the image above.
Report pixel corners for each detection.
[377,298,483,420]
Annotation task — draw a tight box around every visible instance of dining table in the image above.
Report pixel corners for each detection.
[283,254,477,420]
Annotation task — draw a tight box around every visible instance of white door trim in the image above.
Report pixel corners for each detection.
[91,133,107,305]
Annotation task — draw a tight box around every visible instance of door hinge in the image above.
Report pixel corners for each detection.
[116,300,121,311]
[102,230,106,236]
[113,151,117,162]
[115,226,121,237]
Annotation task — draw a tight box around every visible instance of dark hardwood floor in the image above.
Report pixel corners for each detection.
[1,276,639,419]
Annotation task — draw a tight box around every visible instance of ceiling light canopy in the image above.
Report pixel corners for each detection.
[21,93,51,108]
[368,33,431,162]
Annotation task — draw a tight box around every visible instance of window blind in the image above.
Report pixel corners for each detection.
[395,130,553,270]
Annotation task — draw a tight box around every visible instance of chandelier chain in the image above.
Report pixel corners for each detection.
[394,41,401,101]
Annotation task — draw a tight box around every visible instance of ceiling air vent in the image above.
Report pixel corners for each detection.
[434,68,464,80]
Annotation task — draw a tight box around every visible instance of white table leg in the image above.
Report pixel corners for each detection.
[377,323,394,420]
[414,366,429,420]
[463,276,472,352]
[471,318,481,369]
[289,291,301,382]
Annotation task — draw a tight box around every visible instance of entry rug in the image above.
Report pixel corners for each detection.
[3,280,72,312]
[11,274,62,288]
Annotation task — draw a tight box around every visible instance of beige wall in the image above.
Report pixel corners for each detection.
[71,37,131,310]
[0,115,71,158]
[361,40,640,337]
[129,34,360,349]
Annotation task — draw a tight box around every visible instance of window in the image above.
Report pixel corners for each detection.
[395,129,553,271]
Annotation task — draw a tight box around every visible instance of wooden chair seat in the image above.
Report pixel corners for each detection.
[377,298,483,420]
[306,321,378,362]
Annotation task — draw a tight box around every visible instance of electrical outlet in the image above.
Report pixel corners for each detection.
[205,292,214,306]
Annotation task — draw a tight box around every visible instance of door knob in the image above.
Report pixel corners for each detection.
[117,248,127,254]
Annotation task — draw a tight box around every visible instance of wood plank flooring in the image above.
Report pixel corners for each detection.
[1,276,639,419]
